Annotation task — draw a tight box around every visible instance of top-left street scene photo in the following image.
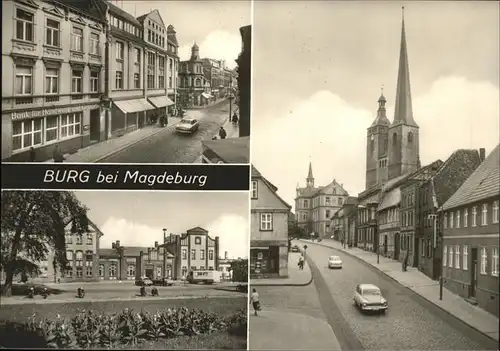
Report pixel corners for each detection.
[2,0,251,164]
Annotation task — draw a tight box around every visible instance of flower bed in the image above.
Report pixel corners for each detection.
[3,307,247,349]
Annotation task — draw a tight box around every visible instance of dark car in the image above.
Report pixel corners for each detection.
[291,245,300,253]
[135,277,153,286]
[152,278,174,286]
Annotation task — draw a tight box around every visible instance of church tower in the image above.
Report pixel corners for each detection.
[366,89,390,189]
[388,7,420,180]
[190,42,200,60]
[306,161,315,188]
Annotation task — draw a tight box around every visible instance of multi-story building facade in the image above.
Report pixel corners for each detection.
[162,227,219,280]
[178,44,211,107]
[37,217,104,283]
[416,149,482,279]
[355,202,378,250]
[331,197,358,245]
[235,25,251,138]
[1,0,106,162]
[295,162,349,238]
[250,166,291,278]
[441,144,499,317]
[201,58,224,98]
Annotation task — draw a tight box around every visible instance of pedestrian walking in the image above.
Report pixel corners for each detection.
[402,251,409,272]
[53,145,65,163]
[250,288,261,316]
[219,126,227,139]
[298,255,305,270]
[232,112,239,124]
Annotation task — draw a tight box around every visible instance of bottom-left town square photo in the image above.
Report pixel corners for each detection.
[0,190,249,350]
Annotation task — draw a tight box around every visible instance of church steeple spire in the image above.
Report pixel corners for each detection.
[306,161,314,188]
[393,6,418,127]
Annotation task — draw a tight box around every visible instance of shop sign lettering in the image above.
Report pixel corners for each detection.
[11,104,100,121]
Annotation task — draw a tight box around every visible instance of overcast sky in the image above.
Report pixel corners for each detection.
[112,0,250,68]
[75,191,249,259]
[251,0,500,209]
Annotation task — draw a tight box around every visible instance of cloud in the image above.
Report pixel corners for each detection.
[179,30,241,69]
[205,214,249,259]
[100,217,165,249]
[252,76,500,209]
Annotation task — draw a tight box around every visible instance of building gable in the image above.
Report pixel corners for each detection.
[16,0,39,10]
[318,180,348,196]
[70,15,87,26]
[186,227,208,235]
[42,6,65,18]
[147,10,166,29]
[253,177,291,211]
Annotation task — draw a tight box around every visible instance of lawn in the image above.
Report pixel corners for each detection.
[0,297,248,349]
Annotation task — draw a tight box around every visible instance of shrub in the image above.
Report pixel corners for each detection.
[5,307,247,349]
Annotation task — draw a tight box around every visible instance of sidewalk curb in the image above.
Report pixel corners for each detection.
[301,240,499,343]
[93,120,181,163]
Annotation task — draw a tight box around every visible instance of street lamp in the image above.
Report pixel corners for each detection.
[428,213,443,300]
[228,80,234,122]
[375,225,380,264]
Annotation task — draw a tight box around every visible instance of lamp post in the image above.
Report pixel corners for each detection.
[228,79,234,122]
[376,225,380,264]
[428,213,443,300]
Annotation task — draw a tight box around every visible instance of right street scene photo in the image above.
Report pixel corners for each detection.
[249,1,499,350]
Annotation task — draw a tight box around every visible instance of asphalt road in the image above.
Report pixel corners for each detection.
[97,100,233,163]
[304,243,498,350]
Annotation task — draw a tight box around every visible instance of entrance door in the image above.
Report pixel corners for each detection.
[89,109,100,143]
[145,268,154,279]
[394,233,400,259]
[470,248,478,298]
[269,246,280,274]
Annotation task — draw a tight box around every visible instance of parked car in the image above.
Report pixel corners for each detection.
[328,255,343,269]
[152,277,174,286]
[175,117,199,134]
[353,284,388,313]
[291,245,300,253]
[135,277,153,286]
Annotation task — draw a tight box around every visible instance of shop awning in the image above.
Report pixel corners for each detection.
[202,92,211,99]
[148,96,175,108]
[113,99,155,114]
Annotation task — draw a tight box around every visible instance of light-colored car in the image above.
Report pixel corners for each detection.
[135,277,153,286]
[353,284,388,312]
[328,255,343,269]
[175,117,199,134]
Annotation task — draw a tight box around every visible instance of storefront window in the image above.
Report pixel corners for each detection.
[45,115,58,142]
[61,113,81,139]
[12,119,42,151]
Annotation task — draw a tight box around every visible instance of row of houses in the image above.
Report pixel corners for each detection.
[330,145,499,317]
[1,0,239,162]
[28,223,222,283]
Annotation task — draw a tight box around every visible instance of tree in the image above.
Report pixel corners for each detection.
[288,223,307,240]
[1,191,88,296]
[228,259,248,283]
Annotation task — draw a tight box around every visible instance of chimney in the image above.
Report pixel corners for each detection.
[112,242,116,249]
[479,148,486,162]
[116,240,120,248]
[154,241,158,248]
[224,251,228,260]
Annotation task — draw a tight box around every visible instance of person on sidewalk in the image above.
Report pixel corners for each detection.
[232,112,239,124]
[53,145,65,163]
[219,126,227,139]
[250,288,261,316]
[298,255,305,270]
[402,251,409,272]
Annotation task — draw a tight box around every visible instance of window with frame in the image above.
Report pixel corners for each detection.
[90,33,99,55]
[66,234,73,244]
[251,181,258,199]
[481,204,488,226]
[16,8,34,42]
[99,264,104,278]
[338,197,343,205]
[480,247,487,274]
[443,213,447,229]
[448,246,453,268]
[127,264,135,277]
[181,249,187,260]
[109,263,117,278]
[326,209,331,218]
[45,18,60,47]
[421,239,425,257]
[455,245,460,268]
[71,27,83,51]
[60,113,81,138]
[260,213,273,231]
[159,56,165,89]
[12,119,42,151]
[492,248,499,276]
[325,196,331,205]
[456,210,460,228]
[195,237,201,245]
[86,234,93,245]
[472,206,477,227]
[168,76,172,88]
[443,246,447,266]
[190,249,196,260]
[147,52,156,89]
[116,41,124,60]
[71,70,83,93]
[76,235,82,245]
[209,250,214,260]
[493,201,499,224]
[449,212,454,229]
[427,239,432,257]
[90,71,99,93]
[464,209,468,227]
[15,66,33,95]
[75,251,83,267]
[200,249,205,260]
[66,250,73,262]
[45,68,59,94]
[462,245,468,270]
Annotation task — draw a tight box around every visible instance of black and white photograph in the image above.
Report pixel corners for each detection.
[2,0,250,164]
[0,190,249,349]
[250,1,499,351]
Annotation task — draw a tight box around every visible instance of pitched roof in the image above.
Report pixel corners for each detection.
[251,165,292,210]
[442,144,500,210]
[107,2,141,27]
[378,187,401,211]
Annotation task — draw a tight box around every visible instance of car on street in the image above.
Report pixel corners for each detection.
[135,277,153,286]
[353,283,388,313]
[175,117,199,134]
[291,245,300,252]
[152,277,174,286]
[328,255,343,269]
